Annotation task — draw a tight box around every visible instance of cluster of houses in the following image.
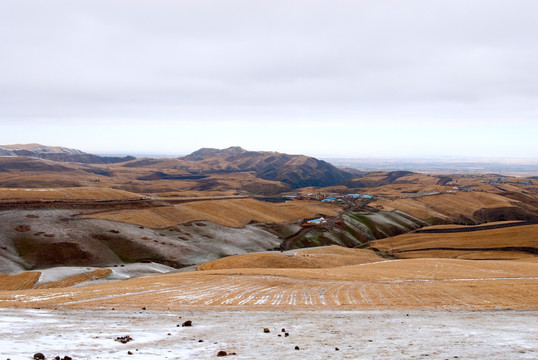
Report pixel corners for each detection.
[482,178,507,185]
[283,193,375,203]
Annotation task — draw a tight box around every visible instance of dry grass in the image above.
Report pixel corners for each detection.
[197,246,383,270]
[85,198,340,228]
[0,187,143,201]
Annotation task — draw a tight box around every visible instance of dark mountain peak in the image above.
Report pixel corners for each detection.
[182,147,352,189]
[182,146,247,160]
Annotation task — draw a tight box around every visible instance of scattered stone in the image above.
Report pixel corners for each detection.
[33,354,45,360]
[278,334,281,337]
[294,346,300,350]
[335,347,339,351]
[199,340,204,342]
[285,332,289,337]
[217,350,227,357]
[115,335,133,344]
[63,357,72,360]
[55,356,61,360]
[182,320,192,327]
[263,328,270,333]
[128,351,133,355]
[142,307,146,310]
[109,230,120,233]
[15,225,31,232]
[281,328,286,332]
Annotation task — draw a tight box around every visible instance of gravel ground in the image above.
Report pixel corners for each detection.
[1,309,536,359]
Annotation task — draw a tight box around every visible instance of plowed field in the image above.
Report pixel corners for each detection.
[1,258,536,310]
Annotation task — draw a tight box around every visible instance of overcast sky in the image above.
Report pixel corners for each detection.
[0,0,536,158]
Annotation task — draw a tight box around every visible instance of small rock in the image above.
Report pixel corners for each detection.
[281,328,286,332]
[142,307,146,310]
[217,350,227,357]
[182,320,192,327]
[128,351,133,355]
[33,354,45,360]
[55,357,61,360]
[63,357,72,360]
[278,334,281,337]
[285,332,289,337]
[294,346,300,350]
[335,347,339,351]
[199,340,204,342]
[263,328,270,333]
[115,335,133,344]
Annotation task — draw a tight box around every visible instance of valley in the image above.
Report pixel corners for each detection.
[0,144,537,358]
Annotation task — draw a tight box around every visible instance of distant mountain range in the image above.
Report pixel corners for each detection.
[0,144,354,189]
[0,144,135,164]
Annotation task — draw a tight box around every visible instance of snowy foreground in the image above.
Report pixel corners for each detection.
[1,309,536,360]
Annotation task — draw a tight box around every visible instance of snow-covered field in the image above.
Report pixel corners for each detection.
[1,309,536,359]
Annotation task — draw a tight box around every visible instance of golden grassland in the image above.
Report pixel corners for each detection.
[84,198,340,228]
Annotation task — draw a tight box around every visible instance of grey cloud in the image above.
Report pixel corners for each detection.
[1,0,537,124]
